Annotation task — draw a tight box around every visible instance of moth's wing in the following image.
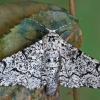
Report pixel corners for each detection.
[0,40,46,89]
[59,39,100,89]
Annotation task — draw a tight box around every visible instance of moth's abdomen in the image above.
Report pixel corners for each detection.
[46,67,59,96]
[44,35,60,95]
[44,52,59,95]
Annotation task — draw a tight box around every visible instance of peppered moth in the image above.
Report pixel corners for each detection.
[0,30,100,96]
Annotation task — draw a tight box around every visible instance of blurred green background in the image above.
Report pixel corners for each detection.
[0,0,100,100]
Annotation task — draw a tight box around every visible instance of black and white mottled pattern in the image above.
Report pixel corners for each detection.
[0,30,100,96]
[0,40,46,89]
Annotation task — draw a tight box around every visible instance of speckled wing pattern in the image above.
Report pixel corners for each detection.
[59,35,100,89]
[42,31,100,89]
[0,31,100,96]
[0,40,46,89]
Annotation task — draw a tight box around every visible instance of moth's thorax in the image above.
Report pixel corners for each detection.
[42,31,61,67]
[44,50,60,67]
[42,31,63,50]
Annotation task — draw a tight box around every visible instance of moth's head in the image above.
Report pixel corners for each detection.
[45,50,60,68]
[46,29,59,36]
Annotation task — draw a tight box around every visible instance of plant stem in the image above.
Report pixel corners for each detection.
[73,88,79,100]
[69,0,80,100]
[69,0,75,16]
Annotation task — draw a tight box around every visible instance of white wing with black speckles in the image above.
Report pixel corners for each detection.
[0,40,46,89]
[1,31,100,95]
[59,39,100,89]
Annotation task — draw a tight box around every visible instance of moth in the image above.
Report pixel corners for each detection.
[0,29,100,96]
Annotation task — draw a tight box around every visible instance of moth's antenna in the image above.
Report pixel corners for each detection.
[31,15,79,34]
[58,22,72,30]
